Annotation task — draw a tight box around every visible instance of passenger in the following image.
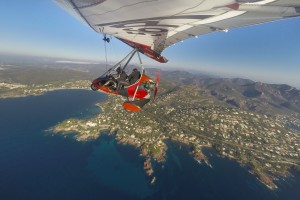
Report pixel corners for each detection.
[116,69,128,91]
[118,69,128,82]
[128,68,141,84]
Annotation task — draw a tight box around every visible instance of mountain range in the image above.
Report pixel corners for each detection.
[1,60,299,115]
[147,69,300,115]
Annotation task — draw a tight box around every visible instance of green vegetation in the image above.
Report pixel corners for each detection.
[1,66,300,189]
[51,82,300,189]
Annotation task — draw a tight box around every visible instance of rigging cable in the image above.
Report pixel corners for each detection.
[103,34,110,71]
[104,36,108,71]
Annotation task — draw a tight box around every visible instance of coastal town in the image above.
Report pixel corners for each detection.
[1,65,300,189]
[0,80,90,98]
[52,84,300,189]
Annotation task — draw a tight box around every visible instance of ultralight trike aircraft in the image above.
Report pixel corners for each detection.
[90,48,160,112]
[55,0,300,111]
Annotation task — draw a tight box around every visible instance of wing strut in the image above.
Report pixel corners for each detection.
[100,48,137,78]
[121,48,138,72]
[132,51,144,101]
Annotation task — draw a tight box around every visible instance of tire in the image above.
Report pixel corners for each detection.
[91,84,98,91]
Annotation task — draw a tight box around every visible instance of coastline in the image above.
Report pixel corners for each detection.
[51,119,279,189]
[0,80,90,99]
[1,87,296,190]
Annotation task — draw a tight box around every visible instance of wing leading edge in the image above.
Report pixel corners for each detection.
[54,0,300,63]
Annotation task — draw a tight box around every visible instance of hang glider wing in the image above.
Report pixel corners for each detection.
[54,0,300,63]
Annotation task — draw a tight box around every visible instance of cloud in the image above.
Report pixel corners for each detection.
[55,60,100,64]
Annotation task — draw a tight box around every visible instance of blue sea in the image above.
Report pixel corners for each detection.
[0,89,299,200]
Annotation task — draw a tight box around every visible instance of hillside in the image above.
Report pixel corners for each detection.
[146,69,300,115]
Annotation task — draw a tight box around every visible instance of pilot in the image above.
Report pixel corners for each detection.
[115,67,121,75]
[128,68,141,84]
[104,67,121,89]
[110,67,121,79]
[103,67,125,90]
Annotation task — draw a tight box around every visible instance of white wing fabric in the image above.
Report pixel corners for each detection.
[54,0,300,63]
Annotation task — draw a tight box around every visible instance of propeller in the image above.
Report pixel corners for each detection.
[153,69,160,100]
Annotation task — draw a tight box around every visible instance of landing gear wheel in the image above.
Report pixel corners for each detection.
[91,84,98,91]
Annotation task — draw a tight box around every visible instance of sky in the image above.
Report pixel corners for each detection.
[0,0,299,87]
